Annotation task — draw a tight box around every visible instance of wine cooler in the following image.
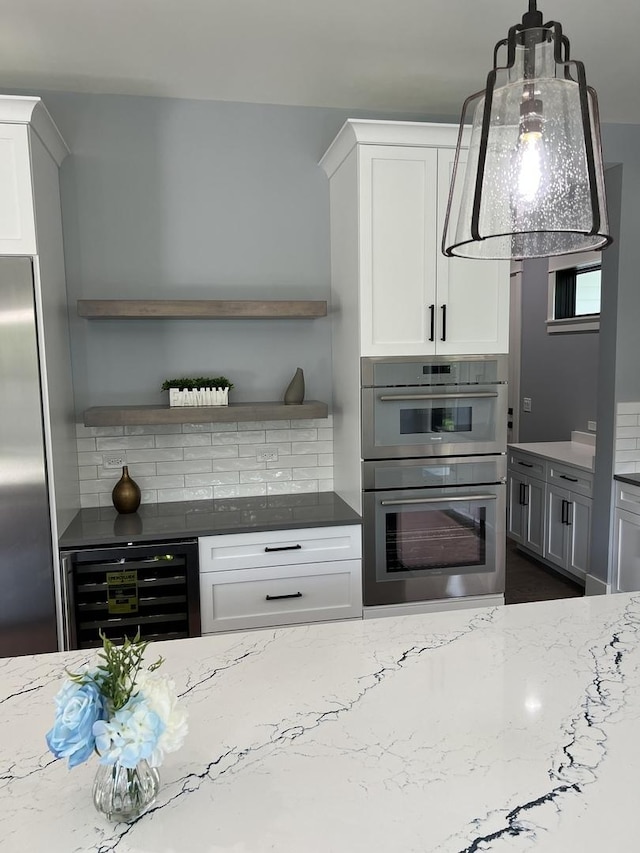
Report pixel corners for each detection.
[60,540,201,650]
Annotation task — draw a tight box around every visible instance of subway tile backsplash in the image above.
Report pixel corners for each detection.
[615,403,640,474]
[75,417,334,508]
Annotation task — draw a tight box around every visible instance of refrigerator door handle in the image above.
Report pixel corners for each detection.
[59,552,77,651]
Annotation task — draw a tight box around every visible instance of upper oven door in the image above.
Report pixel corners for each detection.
[362,383,507,458]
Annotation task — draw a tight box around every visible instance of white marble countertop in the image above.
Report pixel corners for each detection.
[509,440,596,472]
[3,593,640,852]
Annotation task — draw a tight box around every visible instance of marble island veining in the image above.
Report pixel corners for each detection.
[3,592,640,851]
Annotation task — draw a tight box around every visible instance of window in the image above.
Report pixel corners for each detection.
[554,264,601,319]
[547,251,602,333]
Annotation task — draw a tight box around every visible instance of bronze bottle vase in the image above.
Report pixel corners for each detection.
[112,466,141,514]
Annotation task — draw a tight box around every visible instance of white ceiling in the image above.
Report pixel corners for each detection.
[1,0,638,123]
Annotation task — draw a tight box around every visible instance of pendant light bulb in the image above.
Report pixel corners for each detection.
[442,2,612,260]
[514,95,545,203]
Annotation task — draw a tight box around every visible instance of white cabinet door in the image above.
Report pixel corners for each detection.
[359,145,438,356]
[0,124,36,255]
[524,477,545,556]
[545,485,590,580]
[507,470,545,556]
[613,508,640,592]
[566,494,591,580]
[545,484,569,570]
[436,149,510,355]
[507,471,526,544]
[200,559,362,633]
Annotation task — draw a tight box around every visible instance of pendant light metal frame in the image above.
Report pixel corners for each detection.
[442,1,612,260]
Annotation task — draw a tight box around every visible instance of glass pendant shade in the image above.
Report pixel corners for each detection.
[443,9,612,260]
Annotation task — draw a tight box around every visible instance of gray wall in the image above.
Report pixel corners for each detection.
[518,257,599,442]
[590,124,640,584]
[41,92,451,416]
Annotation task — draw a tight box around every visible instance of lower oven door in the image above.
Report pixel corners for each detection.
[363,484,505,606]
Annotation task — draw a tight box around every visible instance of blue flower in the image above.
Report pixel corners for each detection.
[46,679,106,768]
[93,694,165,769]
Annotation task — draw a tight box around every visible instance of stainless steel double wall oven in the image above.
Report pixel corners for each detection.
[361,355,508,607]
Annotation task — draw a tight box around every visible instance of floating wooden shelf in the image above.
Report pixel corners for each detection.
[77,299,327,319]
[83,400,329,427]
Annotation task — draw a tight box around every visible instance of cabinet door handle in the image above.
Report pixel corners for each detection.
[559,474,579,483]
[428,304,435,342]
[566,502,573,526]
[519,482,525,506]
[265,592,302,601]
[441,304,447,341]
[518,461,534,468]
[522,483,529,507]
[561,499,568,524]
[264,544,302,553]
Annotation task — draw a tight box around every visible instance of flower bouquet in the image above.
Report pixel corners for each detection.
[46,632,187,822]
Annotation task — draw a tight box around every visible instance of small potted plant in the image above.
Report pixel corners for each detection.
[161,375,233,407]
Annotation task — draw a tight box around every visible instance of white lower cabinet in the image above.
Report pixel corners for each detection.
[613,481,640,592]
[507,449,592,583]
[199,525,362,633]
[544,485,591,582]
[506,467,545,556]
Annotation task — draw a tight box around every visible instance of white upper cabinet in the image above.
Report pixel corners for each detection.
[320,120,510,357]
[0,97,68,256]
[0,124,37,255]
[359,144,438,355]
[436,149,510,355]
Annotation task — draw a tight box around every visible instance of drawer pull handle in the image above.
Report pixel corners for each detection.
[264,544,302,553]
[265,592,303,601]
[518,461,534,468]
[559,474,579,482]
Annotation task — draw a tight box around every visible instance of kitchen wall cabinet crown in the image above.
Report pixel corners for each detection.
[0,97,68,255]
[320,120,509,357]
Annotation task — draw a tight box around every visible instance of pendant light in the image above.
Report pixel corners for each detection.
[442,0,612,261]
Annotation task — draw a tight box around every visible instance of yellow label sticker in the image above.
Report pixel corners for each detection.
[106,570,138,614]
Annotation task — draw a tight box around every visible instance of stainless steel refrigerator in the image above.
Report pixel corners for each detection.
[0,257,59,655]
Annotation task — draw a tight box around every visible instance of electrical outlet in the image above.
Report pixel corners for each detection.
[256,447,279,463]
[103,453,126,469]
[522,397,532,413]
[588,421,597,432]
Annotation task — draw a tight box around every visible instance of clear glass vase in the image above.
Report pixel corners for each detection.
[92,760,160,822]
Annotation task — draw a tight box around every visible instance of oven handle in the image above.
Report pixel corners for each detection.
[381,494,498,506]
[378,392,499,402]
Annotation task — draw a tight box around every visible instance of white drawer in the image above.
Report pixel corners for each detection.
[200,560,362,633]
[198,525,362,573]
[615,481,640,515]
[508,451,546,481]
[547,461,593,498]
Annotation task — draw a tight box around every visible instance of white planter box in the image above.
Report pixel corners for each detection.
[168,387,230,407]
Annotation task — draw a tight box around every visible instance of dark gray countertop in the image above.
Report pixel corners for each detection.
[614,473,640,487]
[58,491,362,550]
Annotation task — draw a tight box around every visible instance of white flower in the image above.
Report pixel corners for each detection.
[93,695,164,769]
[135,670,188,767]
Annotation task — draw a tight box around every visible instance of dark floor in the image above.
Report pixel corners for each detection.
[504,538,584,605]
